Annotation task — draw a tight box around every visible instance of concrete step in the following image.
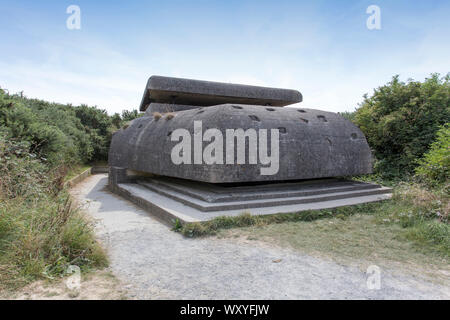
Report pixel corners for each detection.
[136,180,392,212]
[112,182,393,223]
[146,176,344,193]
[137,178,382,203]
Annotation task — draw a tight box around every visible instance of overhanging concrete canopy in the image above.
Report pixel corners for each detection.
[139,75,302,111]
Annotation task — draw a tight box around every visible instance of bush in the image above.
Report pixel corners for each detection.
[415,124,450,186]
[0,129,107,290]
[74,105,115,162]
[0,89,142,167]
[338,111,355,122]
[0,128,54,198]
[0,90,92,166]
[353,73,450,179]
[121,109,142,122]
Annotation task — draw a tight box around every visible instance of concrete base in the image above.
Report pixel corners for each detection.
[108,175,392,224]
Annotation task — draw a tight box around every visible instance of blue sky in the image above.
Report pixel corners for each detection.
[0,0,449,114]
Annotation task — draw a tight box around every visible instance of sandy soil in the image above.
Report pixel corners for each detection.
[2,270,128,300]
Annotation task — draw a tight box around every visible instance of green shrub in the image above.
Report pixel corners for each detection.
[74,105,114,161]
[0,128,52,198]
[415,124,450,186]
[0,89,142,167]
[0,91,92,166]
[338,111,356,122]
[121,109,142,122]
[353,73,450,179]
[0,130,107,290]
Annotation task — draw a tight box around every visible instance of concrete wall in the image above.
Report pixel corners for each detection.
[65,166,109,188]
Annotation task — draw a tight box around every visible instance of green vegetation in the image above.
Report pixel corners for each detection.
[178,210,350,238]
[0,90,141,169]
[0,131,106,290]
[353,73,449,180]
[0,89,140,291]
[415,124,450,186]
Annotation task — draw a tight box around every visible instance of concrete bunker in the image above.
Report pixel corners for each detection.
[108,76,391,223]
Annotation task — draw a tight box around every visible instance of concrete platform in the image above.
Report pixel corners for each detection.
[109,177,392,224]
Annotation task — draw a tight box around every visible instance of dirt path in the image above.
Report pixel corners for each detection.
[70,174,449,299]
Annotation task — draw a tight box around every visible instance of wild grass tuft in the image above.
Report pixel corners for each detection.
[0,193,107,291]
[153,112,162,120]
[165,112,175,120]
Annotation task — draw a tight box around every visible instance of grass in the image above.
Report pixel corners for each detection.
[220,212,449,280]
[176,182,449,273]
[0,192,108,291]
[177,205,370,237]
[0,132,109,294]
[0,144,107,292]
[165,112,175,120]
[153,112,162,120]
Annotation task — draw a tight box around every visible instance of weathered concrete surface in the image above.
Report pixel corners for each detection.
[139,75,302,111]
[110,180,392,223]
[64,168,92,188]
[70,174,450,300]
[134,178,392,212]
[144,103,200,115]
[109,105,372,183]
[138,177,385,203]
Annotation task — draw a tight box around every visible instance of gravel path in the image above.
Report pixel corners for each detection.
[70,174,449,299]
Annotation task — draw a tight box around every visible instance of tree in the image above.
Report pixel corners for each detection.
[353,73,450,178]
